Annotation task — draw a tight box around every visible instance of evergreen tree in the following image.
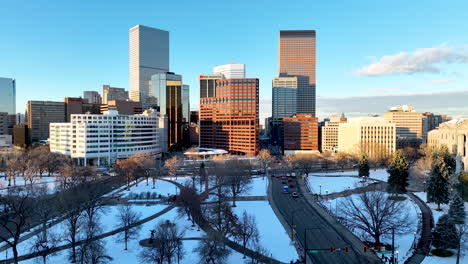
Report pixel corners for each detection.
[432,214,459,250]
[448,193,466,224]
[427,157,450,210]
[358,153,370,181]
[387,150,409,195]
[432,146,456,175]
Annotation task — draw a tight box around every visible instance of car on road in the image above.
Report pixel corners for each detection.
[289,183,295,188]
[281,180,286,184]
[282,185,289,194]
[287,178,293,182]
[271,174,275,178]
[292,192,299,198]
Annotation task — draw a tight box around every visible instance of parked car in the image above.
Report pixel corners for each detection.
[292,192,299,198]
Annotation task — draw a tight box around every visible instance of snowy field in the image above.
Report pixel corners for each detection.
[325,192,420,263]
[307,175,366,194]
[243,176,268,196]
[0,176,59,194]
[121,179,178,199]
[232,201,298,263]
[309,168,389,182]
[2,204,167,259]
[17,205,251,264]
[414,192,468,264]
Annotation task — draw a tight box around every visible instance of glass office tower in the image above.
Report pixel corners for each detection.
[0,78,16,114]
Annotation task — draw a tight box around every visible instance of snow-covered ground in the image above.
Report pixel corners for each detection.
[0,176,59,195]
[2,204,167,259]
[309,168,389,182]
[414,192,468,264]
[307,176,366,194]
[324,192,420,263]
[17,205,251,264]
[121,179,178,199]
[231,201,298,263]
[243,176,268,196]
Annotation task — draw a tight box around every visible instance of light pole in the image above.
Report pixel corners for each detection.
[325,190,329,202]
[319,184,322,196]
[395,250,399,264]
[413,231,417,248]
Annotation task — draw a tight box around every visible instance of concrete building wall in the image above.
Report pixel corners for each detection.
[102,85,129,104]
[27,101,66,142]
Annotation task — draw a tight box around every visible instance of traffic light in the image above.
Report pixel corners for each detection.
[329,246,335,252]
[363,247,368,253]
[344,247,349,253]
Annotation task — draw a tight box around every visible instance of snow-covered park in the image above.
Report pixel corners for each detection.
[0,175,59,195]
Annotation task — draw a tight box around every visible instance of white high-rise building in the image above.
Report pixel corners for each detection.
[213,63,245,79]
[49,109,162,166]
[129,25,169,109]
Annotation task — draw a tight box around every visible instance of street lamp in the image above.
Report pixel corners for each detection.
[325,190,329,202]
[413,232,417,248]
[319,184,322,196]
[395,250,399,264]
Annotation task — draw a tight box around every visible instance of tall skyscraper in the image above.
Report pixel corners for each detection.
[278,30,316,115]
[149,72,184,148]
[272,77,298,120]
[129,25,170,109]
[200,78,259,155]
[0,77,16,115]
[199,74,223,98]
[213,63,245,79]
[102,85,129,104]
[83,91,102,104]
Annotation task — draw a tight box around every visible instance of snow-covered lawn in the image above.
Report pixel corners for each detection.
[307,176,366,194]
[309,168,389,182]
[324,192,420,263]
[414,192,468,264]
[121,179,178,199]
[243,176,268,196]
[3,204,167,260]
[0,176,59,195]
[18,205,251,264]
[231,201,298,263]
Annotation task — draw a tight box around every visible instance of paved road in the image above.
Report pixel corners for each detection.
[270,176,381,264]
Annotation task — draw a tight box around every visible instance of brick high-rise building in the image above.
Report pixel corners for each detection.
[283,114,319,154]
[27,101,66,142]
[279,30,316,116]
[200,78,259,155]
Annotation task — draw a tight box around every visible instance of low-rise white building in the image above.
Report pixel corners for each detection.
[50,109,162,166]
[428,118,468,172]
[0,135,12,147]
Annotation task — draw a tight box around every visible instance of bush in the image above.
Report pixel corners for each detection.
[431,248,454,257]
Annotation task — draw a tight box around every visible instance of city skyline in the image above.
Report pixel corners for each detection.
[2,0,468,122]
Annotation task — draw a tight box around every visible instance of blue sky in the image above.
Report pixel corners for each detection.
[1,0,468,120]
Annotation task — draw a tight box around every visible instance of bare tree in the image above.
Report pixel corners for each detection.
[115,204,142,250]
[339,191,411,245]
[139,220,185,264]
[131,152,156,186]
[114,158,138,189]
[195,237,231,264]
[335,152,351,171]
[176,183,201,227]
[77,239,113,264]
[235,210,259,259]
[455,222,468,264]
[206,202,239,240]
[257,149,273,177]
[164,156,182,180]
[29,229,61,264]
[0,190,37,264]
[285,154,318,177]
[223,159,252,207]
[5,150,21,186]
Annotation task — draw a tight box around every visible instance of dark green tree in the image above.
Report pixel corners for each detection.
[358,153,370,181]
[387,150,409,195]
[432,214,459,250]
[427,157,450,210]
[431,146,456,175]
[448,193,466,224]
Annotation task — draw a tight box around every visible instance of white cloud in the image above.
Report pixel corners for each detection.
[356,45,468,76]
[360,86,408,93]
[431,79,455,85]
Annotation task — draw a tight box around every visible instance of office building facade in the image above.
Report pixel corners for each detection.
[422,112,451,142]
[338,117,396,160]
[199,74,223,98]
[100,100,143,115]
[384,105,423,148]
[321,113,347,152]
[200,78,259,155]
[0,77,16,115]
[283,114,319,154]
[83,91,102,104]
[213,63,245,79]
[428,118,468,172]
[50,109,162,166]
[150,72,184,148]
[0,112,8,135]
[65,97,101,122]
[102,85,129,104]
[278,30,316,116]
[27,101,66,142]
[129,25,170,109]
